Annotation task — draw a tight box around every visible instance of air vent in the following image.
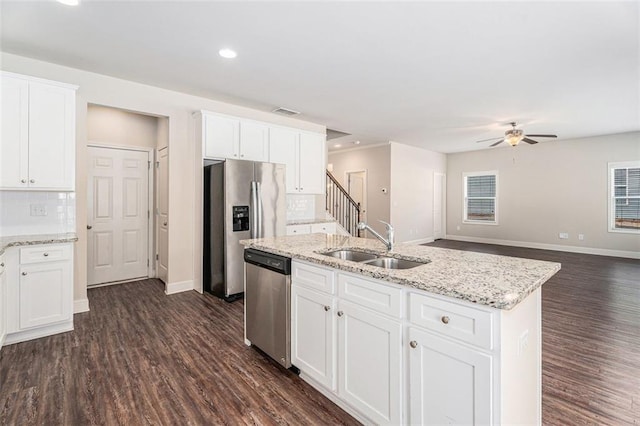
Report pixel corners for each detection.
[326,128,351,140]
[272,107,300,116]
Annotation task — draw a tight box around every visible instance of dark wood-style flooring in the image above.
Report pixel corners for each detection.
[0,279,358,425]
[1,241,639,425]
[426,240,640,426]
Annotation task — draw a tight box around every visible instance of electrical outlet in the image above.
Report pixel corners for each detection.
[518,330,529,356]
[578,234,585,241]
[558,232,569,239]
[30,204,47,216]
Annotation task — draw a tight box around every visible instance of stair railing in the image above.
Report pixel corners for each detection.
[326,170,361,237]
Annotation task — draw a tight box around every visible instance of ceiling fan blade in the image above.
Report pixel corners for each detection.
[490,139,505,147]
[522,137,538,145]
[525,134,557,138]
[475,136,503,143]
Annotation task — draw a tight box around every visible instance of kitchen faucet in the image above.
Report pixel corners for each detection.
[357,220,394,251]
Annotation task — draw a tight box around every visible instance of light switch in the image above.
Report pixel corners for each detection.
[30,204,47,216]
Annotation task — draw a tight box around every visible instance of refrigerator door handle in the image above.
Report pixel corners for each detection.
[250,181,259,239]
[255,181,263,238]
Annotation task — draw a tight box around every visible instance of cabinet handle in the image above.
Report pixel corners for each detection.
[441,316,450,324]
[0,263,4,267]
[337,311,344,317]
[240,154,244,158]
[324,305,330,311]
[43,253,49,257]
[234,154,238,157]
[21,179,27,183]
[22,272,27,276]
[87,225,92,230]
[300,187,303,191]
[409,340,418,349]
[30,179,35,183]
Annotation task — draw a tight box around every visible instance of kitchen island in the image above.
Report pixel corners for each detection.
[240,234,561,425]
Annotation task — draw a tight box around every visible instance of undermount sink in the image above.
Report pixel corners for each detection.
[322,249,378,262]
[320,250,429,270]
[361,257,429,270]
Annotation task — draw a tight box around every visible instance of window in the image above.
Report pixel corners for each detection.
[464,171,498,224]
[609,161,640,233]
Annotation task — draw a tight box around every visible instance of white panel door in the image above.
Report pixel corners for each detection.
[87,147,149,285]
[298,132,326,194]
[19,261,72,329]
[0,74,29,189]
[269,127,299,192]
[408,327,492,425]
[291,284,336,390]
[338,300,402,425]
[203,113,239,159]
[156,147,169,284]
[28,81,75,190]
[433,172,446,240]
[239,121,268,161]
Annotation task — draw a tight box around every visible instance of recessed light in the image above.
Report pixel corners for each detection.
[219,49,237,59]
[57,0,79,5]
[334,144,342,148]
[353,141,361,145]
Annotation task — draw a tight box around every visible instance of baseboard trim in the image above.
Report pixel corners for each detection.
[165,280,194,295]
[403,237,435,245]
[444,234,640,259]
[74,298,90,313]
[4,321,74,345]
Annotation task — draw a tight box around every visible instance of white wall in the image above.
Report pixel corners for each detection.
[389,142,447,243]
[446,132,640,257]
[1,52,325,304]
[328,144,391,237]
[87,104,159,149]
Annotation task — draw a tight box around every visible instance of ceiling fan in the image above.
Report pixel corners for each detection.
[476,122,557,147]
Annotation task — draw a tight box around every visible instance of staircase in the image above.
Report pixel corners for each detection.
[326,170,361,237]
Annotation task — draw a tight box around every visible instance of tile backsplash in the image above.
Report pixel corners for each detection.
[0,191,76,236]
[286,194,316,221]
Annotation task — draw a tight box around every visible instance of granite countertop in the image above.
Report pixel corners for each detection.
[0,233,78,255]
[286,218,336,226]
[240,234,561,310]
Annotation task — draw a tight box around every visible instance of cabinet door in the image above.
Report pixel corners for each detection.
[203,114,240,159]
[291,285,336,390]
[19,261,72,329]
[408,327,492,425]
[338,300,402,425]
[0,74,29,189]
[28,82,75,190]
[268,127,299,192]
[239,121,268,161]
[0,265,6,346]
[298,132,325,194]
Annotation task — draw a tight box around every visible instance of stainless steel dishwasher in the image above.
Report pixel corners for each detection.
[244,248,292,368]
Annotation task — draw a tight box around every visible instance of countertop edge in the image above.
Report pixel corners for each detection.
[0,233,79,256]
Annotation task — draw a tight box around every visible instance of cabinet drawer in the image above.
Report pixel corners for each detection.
[311,222,337,234]
[20,244,72,264]
[408,292,494,350]
[292,261,335,295]
[287,224,311,235]
[338,273,402,318]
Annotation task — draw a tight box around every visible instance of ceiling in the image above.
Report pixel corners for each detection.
[1,1,638,153]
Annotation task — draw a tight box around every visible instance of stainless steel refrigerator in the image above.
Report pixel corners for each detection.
[203,159,286,300]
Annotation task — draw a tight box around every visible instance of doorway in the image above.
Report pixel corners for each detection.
[87,145,153,286]
[345,170,367,223]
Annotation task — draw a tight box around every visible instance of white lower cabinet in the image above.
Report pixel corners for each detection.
[408,326,492,425]
[4,243,74,345]
[291,259,543,425]
[0,253,6,349]
[338,300,402,425]
[291,285,336,390]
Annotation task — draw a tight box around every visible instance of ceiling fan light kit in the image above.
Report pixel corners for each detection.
[476,122,558,147]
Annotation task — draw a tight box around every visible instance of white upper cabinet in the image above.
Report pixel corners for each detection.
[0,72,76,191]
[203,113,240,159]
[202,112,268,162]
[269,127,326,194]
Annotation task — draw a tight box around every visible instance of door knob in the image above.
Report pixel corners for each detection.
[410,341,418,349]
[163,222,168,226]
[87,225,92,230]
